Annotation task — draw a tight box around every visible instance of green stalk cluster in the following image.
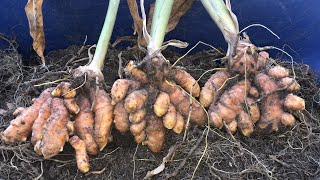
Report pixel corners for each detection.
[89,0,120,71]
[148,0,174,51]
[200,0,239,55]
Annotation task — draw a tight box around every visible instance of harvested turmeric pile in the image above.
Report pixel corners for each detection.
[195,0,305,136]
[110,0,205,153]
[1,87,53,143]
[199,35,305,136]
[111,56,207,153]
[0,67,114,173]
[0,0,307,175]
[0,0,118,174]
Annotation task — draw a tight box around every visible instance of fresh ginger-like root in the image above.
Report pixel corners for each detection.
[172,112,185,134]
[93,89,114,151]
[134,131,146,143]
[69,136,90,173]
[249,86,259,98]
[51,83,65,97]
[126,61,148,84]
[124,89,148,113]
[277,77,300,91]
[51,82,76,98]
[161,81,207,126]
[255,73,303,131]
[31,98,52,145]
[114,101,130,133]
[255,73,278,94]
[281,113,295,127]
[213,103,238,124]
[255,74,283,131]
[130,119,146,135]
[1,87,53,143]
[176,90,206,126]
[199,71,230,108]
[129,108,146,123]
[64,98,80,114]
[258,94,283,131]
[209,80,251,124]
[268,66,289,79]
[232,49,256,75]
[153,92,170,117]
[144,116,165,153]
[226,120,237,134]
[74,96,98,155]
[111,56,204,152]
[246,98,260,123]
[162,104,177,129]
[209,111,223,129]
[284,94,305,110]
[255,73,301,131]
[172,68,200,97]
[12,107,25,117]
[200,32,305,135]
[111,79,140,105]
[40,98,70,159]
[66,121,75,135]
[237,110,254,136]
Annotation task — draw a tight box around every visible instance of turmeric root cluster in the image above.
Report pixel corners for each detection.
[0,42,306,173]
[199,36,305,135]
[1,66,114,173]
[1,83,77,158]
[111,57,207,152]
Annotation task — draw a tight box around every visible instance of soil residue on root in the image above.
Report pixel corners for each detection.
[0,39,319,179]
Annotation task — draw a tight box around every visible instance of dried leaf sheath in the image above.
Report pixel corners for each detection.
[25,0,46,64]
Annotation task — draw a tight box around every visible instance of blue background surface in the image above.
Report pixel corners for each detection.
[0,0,319,71]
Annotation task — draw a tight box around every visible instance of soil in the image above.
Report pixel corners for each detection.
[0,38,319,180]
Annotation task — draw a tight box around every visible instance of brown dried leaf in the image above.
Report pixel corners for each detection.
[127,0,147,47]
[127,0,194,48]
[112,36,138,47]
[25,0,46,64]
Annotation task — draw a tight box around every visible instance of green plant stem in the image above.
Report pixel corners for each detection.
[89,0,120,71]
[149,0,174,51]
[200,0,238,55]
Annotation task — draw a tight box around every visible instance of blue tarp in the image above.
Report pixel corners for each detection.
[0,0,319,71]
